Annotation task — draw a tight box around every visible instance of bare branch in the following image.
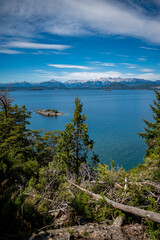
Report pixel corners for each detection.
[69,181,160,224]
[0,89,12,118]
[128,181,160,190]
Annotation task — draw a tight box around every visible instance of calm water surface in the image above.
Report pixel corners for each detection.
[10,89,155,170]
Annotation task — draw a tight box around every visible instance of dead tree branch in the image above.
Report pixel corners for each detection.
[128,181,160,190]
[0,89,12,118]
[69,181,160,224]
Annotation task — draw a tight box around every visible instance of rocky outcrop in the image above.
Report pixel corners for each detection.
[29,221,147,240]
[36,109,64,117]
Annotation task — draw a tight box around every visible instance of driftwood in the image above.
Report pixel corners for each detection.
[69,181,160,224]
[112,216,123,227]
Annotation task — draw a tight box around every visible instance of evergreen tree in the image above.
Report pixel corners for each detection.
[57,97,95,177]
[139,90,160,156]
[0,90,60,238]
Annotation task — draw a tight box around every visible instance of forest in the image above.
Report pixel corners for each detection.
[0,89,160,240]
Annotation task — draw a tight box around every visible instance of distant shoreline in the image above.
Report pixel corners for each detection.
[1,78,160,91]
[2,86,158,91]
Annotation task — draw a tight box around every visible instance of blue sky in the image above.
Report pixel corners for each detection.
[0,0,160,83]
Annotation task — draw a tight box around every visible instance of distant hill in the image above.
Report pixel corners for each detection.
[1,78,160,90]
[39,80,64,88]
[102,82,158,90]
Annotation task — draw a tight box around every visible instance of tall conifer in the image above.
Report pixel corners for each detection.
[57,97,94,177]
[139,90,160,156]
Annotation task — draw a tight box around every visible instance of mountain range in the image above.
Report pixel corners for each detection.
[1,78,160,90]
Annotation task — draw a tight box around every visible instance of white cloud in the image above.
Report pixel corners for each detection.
[68,0,160,43]
[33,69,160,82]
[48,64,92,69]
[34,70,129,81]
[138,58,146,61]
[127,66,136,69]
[135,73,160,80]
[101,63,116,67]
[101,52,112,55]
[122,63,137,69]
[65,71,123,80]
[34,70,46,73]
[1,0,160,43]
[140,69,154,72]
[140,46,159,51]
[5,41,71,50]
[0,49,22,54]
[91,61,116,67]
[117,54,129,58]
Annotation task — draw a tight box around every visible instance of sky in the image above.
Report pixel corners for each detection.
[0,0,160,83]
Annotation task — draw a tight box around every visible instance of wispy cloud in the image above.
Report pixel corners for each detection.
[1,0,160,43]
[34,69,142,81]
[117,54,129,58]
[138,58,146,61]
[135,73,160,80]
[140,46,159,51]
[101,63,116,67]
[65,71,123,80]
[91,61,116,67]
[122,63,137,69]
[140,68,154,72]
[0,41,71,54]
[0,49,23,54]
[48,64,92,69]
[33,68,160,82]
[34,70,125,81]
[5,41,71,50]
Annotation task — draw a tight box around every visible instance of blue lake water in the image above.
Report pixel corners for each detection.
[10,89,155,170]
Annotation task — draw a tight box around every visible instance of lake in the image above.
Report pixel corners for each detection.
[10,89,155,170]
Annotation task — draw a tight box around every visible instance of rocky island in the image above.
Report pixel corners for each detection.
[36,109,64,117]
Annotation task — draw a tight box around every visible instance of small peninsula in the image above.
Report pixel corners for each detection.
[36,109,64,117]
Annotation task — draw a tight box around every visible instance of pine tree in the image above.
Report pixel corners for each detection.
[0,90,59,200]
[0,90,60,238]
[57,97,95,177]
[139,90,160,156]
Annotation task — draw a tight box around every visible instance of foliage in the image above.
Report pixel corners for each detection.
[71,192,94,220]
[145,219,160,240]
[71,191,122,223]
[139,90,160,156]
[97,161,126,186]
[0,90,60,239]
[1,90,160,240]
[57,96,98,178]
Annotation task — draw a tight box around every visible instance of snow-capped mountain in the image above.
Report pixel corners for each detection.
[65,77,153,88]
[1,77,160,89]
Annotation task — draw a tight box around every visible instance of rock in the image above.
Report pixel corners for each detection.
[35,109,64,117]
[28,222,148,240]
[123,223,148,240]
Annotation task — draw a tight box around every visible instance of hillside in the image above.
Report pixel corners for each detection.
[0,90,160,240]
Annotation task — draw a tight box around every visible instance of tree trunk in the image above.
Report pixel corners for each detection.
[69,181,160,224]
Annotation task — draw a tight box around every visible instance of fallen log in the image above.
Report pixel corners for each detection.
[69,181,160,224]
